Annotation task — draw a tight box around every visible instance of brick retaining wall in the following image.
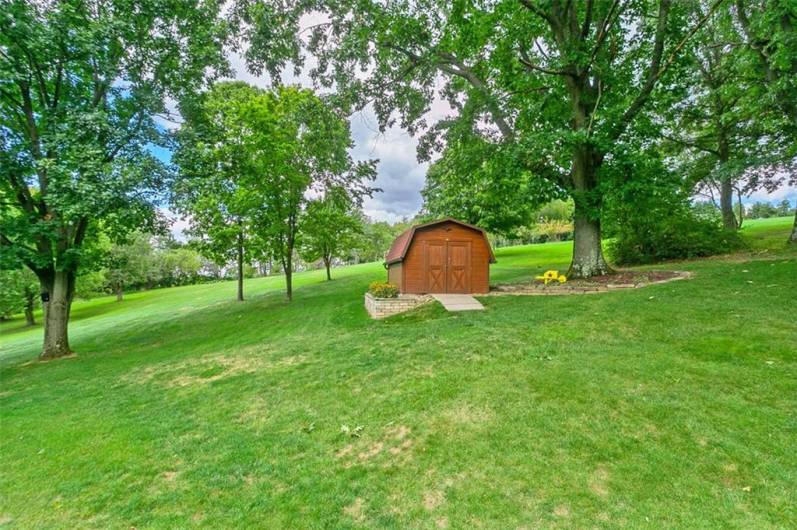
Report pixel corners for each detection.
[365,293,431,319]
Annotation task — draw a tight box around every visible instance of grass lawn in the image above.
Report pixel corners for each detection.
[1,217,795,528]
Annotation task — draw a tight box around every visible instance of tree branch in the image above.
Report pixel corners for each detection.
[614,0,726,140]
[517,47,572,77]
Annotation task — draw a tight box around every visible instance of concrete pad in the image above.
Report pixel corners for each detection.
[431,294,484,311]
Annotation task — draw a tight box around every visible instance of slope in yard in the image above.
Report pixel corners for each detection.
[1,217,796,528]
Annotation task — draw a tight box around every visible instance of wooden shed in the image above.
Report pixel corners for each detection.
[385,218,496,294]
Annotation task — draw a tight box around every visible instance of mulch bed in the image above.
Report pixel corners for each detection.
[490,270,690,296]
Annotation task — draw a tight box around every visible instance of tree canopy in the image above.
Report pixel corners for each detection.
[0,0,230,358]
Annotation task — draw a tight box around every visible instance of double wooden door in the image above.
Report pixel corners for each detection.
[425,240,471,293]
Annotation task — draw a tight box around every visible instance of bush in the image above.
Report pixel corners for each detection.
[607,204,744,265]
[368,281,398,298]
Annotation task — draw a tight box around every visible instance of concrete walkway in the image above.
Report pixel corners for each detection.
[431,293,484,312]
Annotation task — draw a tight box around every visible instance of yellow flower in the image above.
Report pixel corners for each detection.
[536,270,566,285]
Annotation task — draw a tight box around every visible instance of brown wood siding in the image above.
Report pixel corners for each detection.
[401,221,491,294]
[387,262,403,290]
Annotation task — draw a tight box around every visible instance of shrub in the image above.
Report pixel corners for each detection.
[607,202,744,265]
[368,281,398,298]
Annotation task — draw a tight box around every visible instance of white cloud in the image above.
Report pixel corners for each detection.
[159,208,190,241]
[746,183,797,204]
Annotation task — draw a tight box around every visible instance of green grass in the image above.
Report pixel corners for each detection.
[1,218,795,528]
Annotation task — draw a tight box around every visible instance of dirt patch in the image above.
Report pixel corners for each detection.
[121,352,306,388]
[553,504,570,518]
[358,442,384,461]
[390,425,411,441]
[344,497,365,522]
[589,466,610,498]
[491,270,690,296]
[436,516,449,528]
[337,424,416,467]
[336,444,354,459]
[423,490,445,511]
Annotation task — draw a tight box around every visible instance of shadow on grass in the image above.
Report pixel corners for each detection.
[0,267,386,371]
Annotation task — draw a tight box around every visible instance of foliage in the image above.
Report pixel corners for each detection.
[352,217,411,264]
[535,200,574,223]
[421,138,555,236]
[249,86,377,299]
[74,270,108,300]
[105,233,158,299]
[300,188,364,279]
[0,0,229,358]
[747,200,795,219]
[243,0,724,276]
[531,219,573,243]
[368,281,398,298]
[607,189,744,265]
[174,82,376,300]
[0,268,38,321]
[172,81,271,302]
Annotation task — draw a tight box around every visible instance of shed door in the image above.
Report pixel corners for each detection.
[426,241,446,292]
[446,241,470,293]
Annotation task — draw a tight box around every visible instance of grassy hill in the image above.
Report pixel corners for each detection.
[1,217,795,528]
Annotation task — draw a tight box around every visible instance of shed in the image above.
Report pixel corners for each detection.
[385,218,496,294]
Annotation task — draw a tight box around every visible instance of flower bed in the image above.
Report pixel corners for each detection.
[364,292,431,319]
[491,270,691,296]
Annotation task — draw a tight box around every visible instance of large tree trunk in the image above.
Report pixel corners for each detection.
[569,210,611,279]
[40,270,73,360]
[789,208,797,244]
[115,285,123,302]
[567,145,611,279]
[236,230,244,302]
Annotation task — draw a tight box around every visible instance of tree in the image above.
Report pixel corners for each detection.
[243,0,723,277]
[174,83,376,301]
[663,3,774,230]
[421,138,557,237]
[105,233,157,301]
[733,1,797,242]
[300,188,364,280]
[173,82,269,302]
[0,0,228,359]
[158,248,203,287]
[251,87,376,300]
[776,199,793,217]
[0,268,39,325]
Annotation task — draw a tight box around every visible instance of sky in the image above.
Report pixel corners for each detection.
[160,44,796,240]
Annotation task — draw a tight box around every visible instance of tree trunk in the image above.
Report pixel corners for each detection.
[236,230,244,302]
[40,270,73,360]
[116,285,123,302]
[717,132,737,230]
[736,188,744,229]
[719,178,738,230]
[567,144,611,279]
[284,253,293,301]
[324,256,332,281]
[24,293,35,326]
[569,211,611,279]
[789,208,797,244]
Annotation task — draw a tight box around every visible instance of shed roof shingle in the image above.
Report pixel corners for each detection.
[384,218,496,265]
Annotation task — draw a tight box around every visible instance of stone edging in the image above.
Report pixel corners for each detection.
[486,271,692,296]
[365,292,433,319]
